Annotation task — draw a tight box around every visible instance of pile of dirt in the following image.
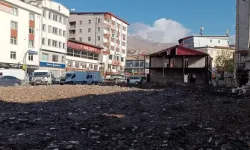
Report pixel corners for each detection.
[0,84,249,149]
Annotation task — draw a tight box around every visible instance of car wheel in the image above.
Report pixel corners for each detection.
[14,82,19,86]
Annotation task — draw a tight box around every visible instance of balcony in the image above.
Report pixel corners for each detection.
[112,60,120,66]
[104,33,110,39]
[102,49,110,55]
[104,42,110,47]
[69,33,76,38]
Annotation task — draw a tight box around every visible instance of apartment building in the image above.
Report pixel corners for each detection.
[38,0,69,77]
[66,39,102,72]
[68,12,129,77]
[0,0,42,72]
[178,35,230,49]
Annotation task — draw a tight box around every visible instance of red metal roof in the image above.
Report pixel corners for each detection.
[150,45,208,56]
[67,39,103,54]
[70,12,129,25]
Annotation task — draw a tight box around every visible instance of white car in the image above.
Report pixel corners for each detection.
[128,76,142,84]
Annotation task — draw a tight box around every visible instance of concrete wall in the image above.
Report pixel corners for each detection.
[150,69,207,85]
[150,56,206,68]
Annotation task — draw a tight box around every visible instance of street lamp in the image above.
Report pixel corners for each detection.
[22,50,38,83]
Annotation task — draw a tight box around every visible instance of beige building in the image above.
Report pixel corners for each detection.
[68,12,129,77]
[195,46,235,73]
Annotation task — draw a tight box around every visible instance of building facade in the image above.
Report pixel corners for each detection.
[179,35,230,49]
[0,0,42,71]
[66,39,102,72]
[68,12,129,77]
[149,45,212,85]
[125,55,149,76]
[38,0,69,77]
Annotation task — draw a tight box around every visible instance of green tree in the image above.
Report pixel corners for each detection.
[214,50,234,74]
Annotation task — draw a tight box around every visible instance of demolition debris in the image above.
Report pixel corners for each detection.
[0,84,250,149]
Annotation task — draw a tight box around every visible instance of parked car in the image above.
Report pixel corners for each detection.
[128,76,143,84]
[0,76,21,86]
[30,70,53,86]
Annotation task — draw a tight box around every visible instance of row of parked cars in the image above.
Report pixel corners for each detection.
[30,70,103,86]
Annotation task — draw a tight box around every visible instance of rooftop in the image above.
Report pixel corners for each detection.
[70,12,129,25]
[179,35,230,41]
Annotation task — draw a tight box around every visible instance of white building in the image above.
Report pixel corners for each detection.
[38,0,69,77]
[179,35,230,49]
[0,0,42,71]
[68,12,129,77]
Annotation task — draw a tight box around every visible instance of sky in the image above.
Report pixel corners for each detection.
[56,0,236,43]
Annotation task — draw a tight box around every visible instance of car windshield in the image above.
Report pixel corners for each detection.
[33,72,48,77]
[62,73,73,79]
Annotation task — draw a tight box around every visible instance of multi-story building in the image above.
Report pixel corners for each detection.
[68,12,129,77]
[125,55,149,76]
[66,39,102,72]
[38,0,69,77]
[178,35,230,49]
[0,0,42,72]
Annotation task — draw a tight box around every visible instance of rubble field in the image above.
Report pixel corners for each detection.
[0,83,250,149]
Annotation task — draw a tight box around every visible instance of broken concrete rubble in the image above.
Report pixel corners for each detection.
[0,84,249,149]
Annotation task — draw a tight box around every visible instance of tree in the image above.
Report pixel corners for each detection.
[214,50,234,74]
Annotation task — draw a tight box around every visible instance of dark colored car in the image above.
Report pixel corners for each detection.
[0,76,21,86]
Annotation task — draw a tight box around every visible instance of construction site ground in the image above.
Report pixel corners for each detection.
[0,83,250,149]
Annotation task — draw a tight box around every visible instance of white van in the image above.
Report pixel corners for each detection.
[60,71,87,85]
[0,69,25,80]
[30,70,54,85]
[86,71,103,84]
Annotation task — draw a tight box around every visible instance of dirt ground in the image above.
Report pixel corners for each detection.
[0,83,250,149]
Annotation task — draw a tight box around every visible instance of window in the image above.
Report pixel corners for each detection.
[121,57,124,62]
[59,16,62,23]
[122,49,125,54]
[210,39,212,43]
[97,36,100,41]
[49,12,52,19]
[59,42,61,48]
[10,37,17,45]
[123,26,126,31]
[88,28,91,32]
[63,43,66,49]
[89,64,93,69]
[88,20,91,24]
[48,26,51,33]
[79,29,82,33]
[63,31,66,37]
[59,29,62,36]
[184,59,188,68]
[63,18,66,25]
[29,27,34,34]
[12,7,18,16]
[94,65,98,70]
[42,24,46,31]
[11,21,18,30]
[10,51,16,59]
[78,37,81,41]
[61,55,64,63]
[52,40,57,47]
[53,14,58,21]
[98,27,100,32]
[97,18,100,23]
[28,54,33,61]
[53,27,58,34]
[29,40,34,48]
[75,62,80,68]
[43,10,46,18]
[29,13,35,21]
[42,53,49,61]
[48,39,51,46]
[80,21,82,25]
[218,40,220,43]
[52,54,58,62]
[88,37,91,41]
[42,38,45,45]
[109,55,112,60]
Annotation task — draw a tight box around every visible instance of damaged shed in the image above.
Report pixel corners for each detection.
[149,45,212,85]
